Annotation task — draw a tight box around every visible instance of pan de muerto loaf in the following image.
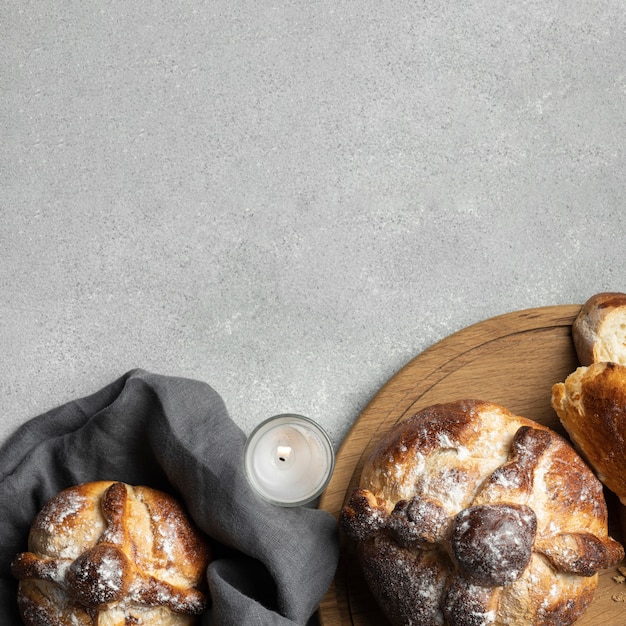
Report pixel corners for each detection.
[340,400,623,626]
[11,481,211,626]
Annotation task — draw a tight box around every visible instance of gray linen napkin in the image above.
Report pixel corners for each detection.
[0,369,339,625]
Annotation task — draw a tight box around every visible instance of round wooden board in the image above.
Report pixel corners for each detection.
[318,304,626,626]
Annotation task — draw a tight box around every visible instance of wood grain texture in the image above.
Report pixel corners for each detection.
[318,305,626,626]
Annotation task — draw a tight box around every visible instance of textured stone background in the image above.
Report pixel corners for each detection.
[2,0,626,449]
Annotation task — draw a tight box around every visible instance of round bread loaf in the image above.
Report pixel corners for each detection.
[340,400,623,626]
[11,481,211,626]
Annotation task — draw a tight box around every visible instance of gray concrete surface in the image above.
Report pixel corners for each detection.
[2,0,626,454]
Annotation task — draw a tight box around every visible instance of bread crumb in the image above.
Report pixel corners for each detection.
[612,593,626,602]
[613,574,625,584]
[618,566,626,578]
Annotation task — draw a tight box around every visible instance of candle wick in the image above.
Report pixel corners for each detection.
[277,445,292,463]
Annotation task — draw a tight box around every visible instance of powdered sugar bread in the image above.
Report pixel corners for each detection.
[11,481,211,626]
[572,292,626,366]
[340,400,623,626]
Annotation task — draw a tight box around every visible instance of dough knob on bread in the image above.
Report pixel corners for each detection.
[572,292,626,366]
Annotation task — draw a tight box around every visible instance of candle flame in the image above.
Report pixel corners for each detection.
[277,445,292,463]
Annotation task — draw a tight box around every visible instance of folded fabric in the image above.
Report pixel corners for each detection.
[0,369,339,625]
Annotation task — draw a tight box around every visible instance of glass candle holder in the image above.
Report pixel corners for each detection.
[244,414,335,506]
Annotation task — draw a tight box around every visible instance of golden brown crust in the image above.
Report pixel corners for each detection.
[341,400,623,626]
[552,361,626,505]
[11,481,211,626]
[572,292,626,366]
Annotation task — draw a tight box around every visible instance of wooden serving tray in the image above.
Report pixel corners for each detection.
[318,305,626,626]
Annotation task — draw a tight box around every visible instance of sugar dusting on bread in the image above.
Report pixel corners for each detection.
[341,400,623,626]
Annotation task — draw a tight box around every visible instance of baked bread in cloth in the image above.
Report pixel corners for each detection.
[341,399,623,626]
[0,369,339,626]
[11,481,211,625]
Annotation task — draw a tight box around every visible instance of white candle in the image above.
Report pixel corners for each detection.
[244,414,335,506]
